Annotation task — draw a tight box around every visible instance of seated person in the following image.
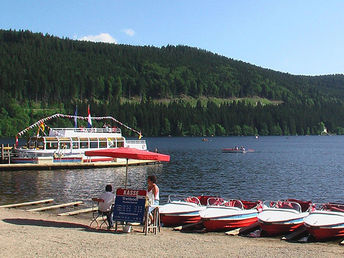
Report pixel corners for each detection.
[147,175,159,207]
[147,175,159,223]
[99,184,116,229]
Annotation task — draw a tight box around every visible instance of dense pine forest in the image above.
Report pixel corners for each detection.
[1,29,344,137]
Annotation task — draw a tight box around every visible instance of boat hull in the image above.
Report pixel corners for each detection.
[306,226,344,240]
[12,157,83,163]
[160,213,202,226]
[259,221,304,235]
[201,206,258,231]
[258,208,308,235]
[203,216,257,231]
[159,202,204,226]
[12,156,114,163]
[222,149,246,153]
[304,210,344,240]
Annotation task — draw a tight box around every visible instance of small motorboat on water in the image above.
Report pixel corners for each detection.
[222,148,246,153]
[258,199,311,235]
[159,195,206,226]
[200,198,260,231]
[222,146,254,153]
[304,202,344,240]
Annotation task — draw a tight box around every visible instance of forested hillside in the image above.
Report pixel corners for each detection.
[1,29,344,137]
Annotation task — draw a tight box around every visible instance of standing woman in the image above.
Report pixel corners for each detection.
[147,175,159,206]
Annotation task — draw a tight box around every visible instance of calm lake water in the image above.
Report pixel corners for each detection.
[1,136,343,206]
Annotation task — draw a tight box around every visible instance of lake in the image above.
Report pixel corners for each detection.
[0,136,343,206]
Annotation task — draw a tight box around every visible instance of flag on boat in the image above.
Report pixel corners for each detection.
[40,122,45,132]
[74,106,78,128]
[87,105,92,128]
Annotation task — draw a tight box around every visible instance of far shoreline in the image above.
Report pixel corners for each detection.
[0,208,343,257]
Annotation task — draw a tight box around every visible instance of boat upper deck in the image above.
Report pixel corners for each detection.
[49,127,122,138]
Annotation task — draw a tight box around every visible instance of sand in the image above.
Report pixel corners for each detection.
[0,208,343,258]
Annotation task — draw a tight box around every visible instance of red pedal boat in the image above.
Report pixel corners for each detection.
[304,203,344,240]
[200,197,260,231]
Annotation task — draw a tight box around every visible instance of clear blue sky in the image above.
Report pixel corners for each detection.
[1,0,344,75]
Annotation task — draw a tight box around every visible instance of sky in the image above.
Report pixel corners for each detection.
[1,0,344,75]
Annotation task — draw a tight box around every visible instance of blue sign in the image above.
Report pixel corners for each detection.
[113,188,147,223]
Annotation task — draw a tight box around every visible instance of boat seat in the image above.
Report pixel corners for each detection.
[208,198,224,206]
[185,196,200,205]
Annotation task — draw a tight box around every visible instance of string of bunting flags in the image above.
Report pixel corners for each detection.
[16,113,143,139]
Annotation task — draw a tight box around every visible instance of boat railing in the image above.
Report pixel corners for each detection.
[49,127,121,136]
[125,140,147,150]
[312,202,344,213]
[262,200,302,212]
[126,140,146,145]
[207,197,244,209]
[168,194,201,205]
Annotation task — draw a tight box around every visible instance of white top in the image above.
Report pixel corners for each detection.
[148,185,159,205]
[98,191,116,212]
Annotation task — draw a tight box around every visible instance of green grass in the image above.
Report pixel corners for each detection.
[121,96,283,107]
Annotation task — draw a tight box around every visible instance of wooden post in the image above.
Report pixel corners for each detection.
[1,144,4,162]
[8,144,10,164]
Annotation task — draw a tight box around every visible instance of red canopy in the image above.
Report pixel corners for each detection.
[85,147,170,162]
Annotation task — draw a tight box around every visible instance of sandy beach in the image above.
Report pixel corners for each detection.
[0,208,343,257]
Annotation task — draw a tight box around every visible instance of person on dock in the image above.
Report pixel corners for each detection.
[99,184,116,229]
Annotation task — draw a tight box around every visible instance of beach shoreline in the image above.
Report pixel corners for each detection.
[0,208,343,257]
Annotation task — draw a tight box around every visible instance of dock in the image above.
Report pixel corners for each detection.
[58,207,98,216]
[0,159,158,171]
[27,201,83,212]
[0,199,54,208]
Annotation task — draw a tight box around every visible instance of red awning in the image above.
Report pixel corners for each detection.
[85,147,170,162]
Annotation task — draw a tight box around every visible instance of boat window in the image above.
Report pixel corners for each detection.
[37,141,44,150]
[90,141,98,148]
[80,141,88,149]
[28,139,36,149]
[98,138,107,148]
[59,142,71,149]
[46,142,58,149]
[117,141,124,148]
[72,142,79,149]
[99,141,107,148]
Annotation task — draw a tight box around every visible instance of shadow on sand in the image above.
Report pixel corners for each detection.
[2,218,127,234]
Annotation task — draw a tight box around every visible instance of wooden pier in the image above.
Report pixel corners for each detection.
[0,143,160,171]
[27,201,83,212]
[0,159,158,171]
[58,207,98,216]
[0,199,96,216]
[0,199,54,208]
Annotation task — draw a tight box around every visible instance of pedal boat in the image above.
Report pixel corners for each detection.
[258,200,311,235]
[304,203,344,240]
[200,198,259,231]
[159,195,206,226]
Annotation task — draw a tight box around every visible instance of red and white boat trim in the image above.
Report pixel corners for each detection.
[201,198,259,231]
[304,203,344,240]
[258,200,311,235]
[159,196,205,226]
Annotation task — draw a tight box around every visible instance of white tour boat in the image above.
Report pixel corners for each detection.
[12,113,147,164]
